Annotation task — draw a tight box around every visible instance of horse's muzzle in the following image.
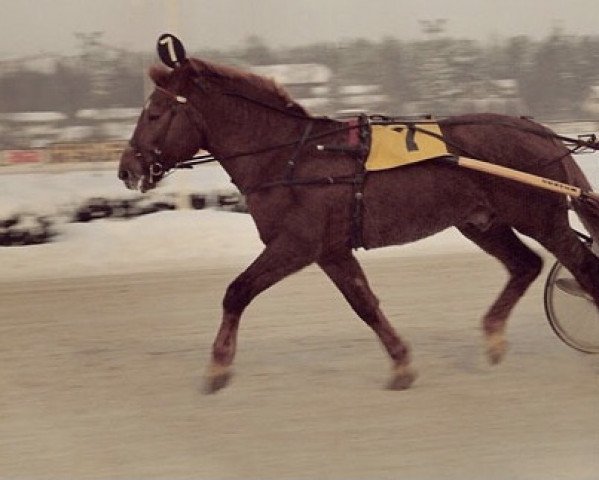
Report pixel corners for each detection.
[118,168,143,191]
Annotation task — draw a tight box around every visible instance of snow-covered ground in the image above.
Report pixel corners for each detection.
[2,153,599,281]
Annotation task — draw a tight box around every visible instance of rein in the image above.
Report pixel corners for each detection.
[178,115,599,170]
[132,81,366,191]
[176,121,367,196]
[132,78,599,248]
[178,123,358,166]
[408,119,599,173]
[438,117,599,152]
[176,85,362,169]
[141,75,599,191]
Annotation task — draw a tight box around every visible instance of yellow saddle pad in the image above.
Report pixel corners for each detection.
[365,122,449,171]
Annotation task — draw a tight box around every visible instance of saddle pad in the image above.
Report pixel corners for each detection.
[365,123,449,171]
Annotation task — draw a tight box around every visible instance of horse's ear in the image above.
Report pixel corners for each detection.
[157,33,187,68]
[148,64,171,87]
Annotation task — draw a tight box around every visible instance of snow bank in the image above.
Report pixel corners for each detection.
[1,152,598,281]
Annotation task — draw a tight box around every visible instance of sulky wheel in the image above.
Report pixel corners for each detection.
[544,256,599,353]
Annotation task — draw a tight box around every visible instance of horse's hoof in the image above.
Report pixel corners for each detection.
[387,364,418,390]
[486,332,507,365]
[203,364,233,394]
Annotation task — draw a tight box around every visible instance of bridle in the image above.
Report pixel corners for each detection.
[128,85,206,190]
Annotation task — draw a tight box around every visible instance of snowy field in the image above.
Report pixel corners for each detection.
[2,153,599,281]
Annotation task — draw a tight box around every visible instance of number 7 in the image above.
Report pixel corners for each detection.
[392,126,419,152]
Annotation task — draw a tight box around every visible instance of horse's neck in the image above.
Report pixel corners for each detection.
[199,96,312,192]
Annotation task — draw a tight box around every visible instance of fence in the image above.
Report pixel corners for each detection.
[1,141,127,166]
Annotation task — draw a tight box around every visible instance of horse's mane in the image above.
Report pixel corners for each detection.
[190,58,309,117]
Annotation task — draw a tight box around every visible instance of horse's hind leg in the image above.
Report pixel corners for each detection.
[525,225,599,304]
[458,224,543,363]
[318,249,417,390]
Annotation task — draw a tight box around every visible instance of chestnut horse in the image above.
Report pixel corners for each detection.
[118,52,599,393]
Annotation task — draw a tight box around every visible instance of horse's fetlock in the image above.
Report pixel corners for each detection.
[390,343,411,365]
[204,362,233,394]
[212,347,234,366]
[485,331,507,364]
[483,315,506,335]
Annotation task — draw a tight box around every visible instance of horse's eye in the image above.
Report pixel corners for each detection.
[148,113,160,121]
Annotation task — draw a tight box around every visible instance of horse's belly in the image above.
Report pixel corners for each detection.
[361,164,488,249]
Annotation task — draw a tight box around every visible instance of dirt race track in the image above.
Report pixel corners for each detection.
[1,252,599,479]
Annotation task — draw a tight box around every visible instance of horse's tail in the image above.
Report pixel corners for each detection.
[563,156,599,244]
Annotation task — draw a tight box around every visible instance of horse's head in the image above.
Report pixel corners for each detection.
[119,33,311,192]
[119,35,206,192]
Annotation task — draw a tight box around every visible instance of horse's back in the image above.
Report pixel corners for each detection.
[439,113,567,176]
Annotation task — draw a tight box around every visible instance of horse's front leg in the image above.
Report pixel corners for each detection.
[318,249,417,390]
[204,235,317,394]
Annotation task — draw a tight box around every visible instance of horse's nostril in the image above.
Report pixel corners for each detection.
[118,170,129,181]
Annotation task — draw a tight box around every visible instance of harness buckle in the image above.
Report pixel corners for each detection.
[150,162,164,177]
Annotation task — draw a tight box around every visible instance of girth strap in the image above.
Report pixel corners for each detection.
[349,114,370,249]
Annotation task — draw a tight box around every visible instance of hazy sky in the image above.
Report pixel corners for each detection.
[2,0,598,59]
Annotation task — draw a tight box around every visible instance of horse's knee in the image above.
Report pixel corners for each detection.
[345,279,380,316]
